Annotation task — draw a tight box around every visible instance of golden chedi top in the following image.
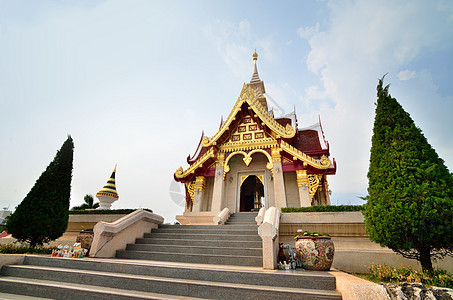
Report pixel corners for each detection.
[96,164,119,199]
[252,49,258,61]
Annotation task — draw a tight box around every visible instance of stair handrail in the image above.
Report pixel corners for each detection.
[255,207,266,225]
[258,207,281,269]
[89,209,164,258]
[213,207,230,225]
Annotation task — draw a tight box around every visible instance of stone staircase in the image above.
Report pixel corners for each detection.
[0,212,342,299]
[117,212,263,267]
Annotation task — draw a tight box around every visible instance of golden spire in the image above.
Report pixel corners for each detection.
[250,49,261,84]
[96,165,119,199]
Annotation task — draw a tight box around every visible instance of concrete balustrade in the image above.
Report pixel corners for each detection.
[255,207,266,225]
[213,207,230,225]
[89,209,164,258]
[258,207,281,269]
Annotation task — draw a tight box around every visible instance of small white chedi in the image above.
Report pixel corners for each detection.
[96,165,119,209]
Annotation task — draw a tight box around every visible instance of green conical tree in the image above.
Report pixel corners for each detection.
[6,136,74,247]
[364,76,453,272]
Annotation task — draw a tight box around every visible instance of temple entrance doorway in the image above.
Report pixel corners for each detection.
[239,175,264,212]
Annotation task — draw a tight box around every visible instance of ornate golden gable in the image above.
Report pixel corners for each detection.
[201,85,295,148]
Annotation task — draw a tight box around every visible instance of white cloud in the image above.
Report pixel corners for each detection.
[297,23,320,40]
[397,70,417,81]
[301,0,453,196]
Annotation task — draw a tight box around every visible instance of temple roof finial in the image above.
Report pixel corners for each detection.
[250,49,261,84]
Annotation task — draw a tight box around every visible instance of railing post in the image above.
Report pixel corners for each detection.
[258,207,281,269]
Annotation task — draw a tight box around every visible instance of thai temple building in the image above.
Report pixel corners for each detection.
[96,165,119,209]
[174,51,336,224]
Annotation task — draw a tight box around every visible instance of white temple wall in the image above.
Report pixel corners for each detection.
[223,153,274,213]
[203,177,214,211]
[284,172,300,207]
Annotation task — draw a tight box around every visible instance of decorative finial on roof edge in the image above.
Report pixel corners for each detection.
[252,49,258,61]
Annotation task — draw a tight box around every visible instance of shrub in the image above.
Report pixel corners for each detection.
[281,205,364,213]
[368,264,453,289]
[0,244,54,254]
[68,209,153,215]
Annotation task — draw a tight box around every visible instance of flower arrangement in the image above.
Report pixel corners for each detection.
[294,229,330,240]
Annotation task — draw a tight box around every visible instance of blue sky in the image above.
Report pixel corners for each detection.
[1,0,452,222]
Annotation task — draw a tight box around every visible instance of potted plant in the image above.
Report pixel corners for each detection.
[76,228,94,251]
[294,229,334,271]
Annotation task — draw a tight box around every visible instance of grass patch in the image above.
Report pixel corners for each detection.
[69,208,152,215]
[357,265,453,289]
[281,205,364,213]
[0,244,54,254]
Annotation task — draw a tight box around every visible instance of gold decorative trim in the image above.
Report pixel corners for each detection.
[185,181,196,203]
[201,85,295,147]
[240,174,264,186]
[240,175,249,186]
[219,138,277,152]
[280,140,332,170]
[271,147,282,161]
[308,174,323,200]
[175,148,215,179]
[194,176,206,192]
[296,170,308,188]
[257,174,264,186]
[223,149,274,179]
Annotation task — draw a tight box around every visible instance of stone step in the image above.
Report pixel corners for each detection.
[224,221,257,225]
[22,256,337,291]
[9,256,340,298]
[159,224,258,230]
[153,228,258,235]
[126,244,262,256]
[143,232,261,241]
[0,276,202,300]
[116,250,263,267]
[135,238,263,248]
[0,292,51,300]
[1,264,341,299]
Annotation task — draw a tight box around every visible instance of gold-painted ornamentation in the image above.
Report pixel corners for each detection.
[175,148,215,179]
[219,138,277,153]
[240,174,264,186]
[185,181,196,202]
[194,176,206,192]
[223,149,274,179]
[296,170,309,188]
[308,174,323,200]
[201,85,295,147]
[271,147,282,161]
[280,141,332,170]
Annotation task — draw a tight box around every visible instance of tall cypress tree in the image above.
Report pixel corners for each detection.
[6,136,74,247]
[364,76,453,272]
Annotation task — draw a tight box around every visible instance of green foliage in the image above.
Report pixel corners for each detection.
[71,194,99,210]
[294,230,330,239]
[281,205,364,213]
[0,243,54,254]
[6,136,74,247]
[367,265,453,289]
[68,208,153,215]
[364,76,453,272]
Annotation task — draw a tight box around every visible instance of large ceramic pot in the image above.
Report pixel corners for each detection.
[76,230,94,250]
[295,236,335,271]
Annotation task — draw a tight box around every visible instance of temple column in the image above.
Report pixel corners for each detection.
[192,176,206,212]
[211,153,226,212]
[296,170,311,207]
[324,178,331,205]
[271,148,287,209]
